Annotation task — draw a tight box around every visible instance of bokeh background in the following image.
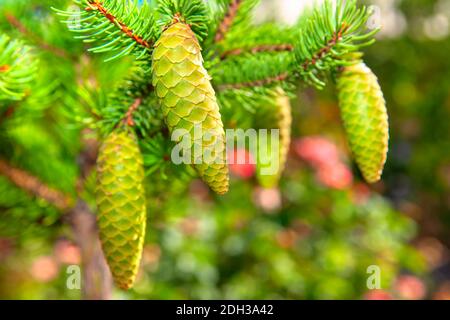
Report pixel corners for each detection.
[0,0,449,299]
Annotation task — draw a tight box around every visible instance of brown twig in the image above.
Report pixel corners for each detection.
[4,12,71,60]
[86,1,151,49]
[123,98,142,126]
[218,72,289,91]
[215,0,243,43]
[301,23,349,72]
[0,158,74,211]
[220,44,294,59]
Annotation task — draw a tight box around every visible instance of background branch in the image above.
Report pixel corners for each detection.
[218,72,289,91]
[220,44,293,59]
[123,98,142,127]
[215,0,243,43]
[0,158,74,211]
[0,150,113,300]
[86,1,151,49]
[4,12,72,60]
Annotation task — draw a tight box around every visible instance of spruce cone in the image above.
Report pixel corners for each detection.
[96,129,146,290]
[337,62,389,183]
[152,22,229,194]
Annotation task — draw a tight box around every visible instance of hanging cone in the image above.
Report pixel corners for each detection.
[152,22,229,194]
[96,128,146,290]
[337,62,389,183]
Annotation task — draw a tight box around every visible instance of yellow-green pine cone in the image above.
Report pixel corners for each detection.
[152,22,229,195]
[256,88,292,188]
[337,62,389,183]
[96,129,147,290]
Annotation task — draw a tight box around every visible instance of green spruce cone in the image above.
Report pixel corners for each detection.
[152,22,229,195]
[96,129,146,290]
[257,88,292,188]
[337,62,389,183]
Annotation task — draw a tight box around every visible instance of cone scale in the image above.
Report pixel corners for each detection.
[152,22,229,194]
[337,62,389,183]
[96,129,147,290]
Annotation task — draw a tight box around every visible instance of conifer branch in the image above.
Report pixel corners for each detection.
[300,23,348,74]
[55,0,156,62]
[293,0,378,88]
[157,0,209,42]
[0,35,37,101]
[85,1,151,49]
[0,92,32,125]
[123,97,142,127]
[4,12,71,59]
[0,159,74,211]
[215,0,243,43]
[220,44,294,59]
[217,72,289,91]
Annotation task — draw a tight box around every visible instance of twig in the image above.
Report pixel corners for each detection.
[0,158,74,211]
[215,0,243,43]
[301,24,349,72]
[220,44,294,59]
[4,12,72,60]
[123,98,142,126]
[86,1,151,49]
[218,72,289,91]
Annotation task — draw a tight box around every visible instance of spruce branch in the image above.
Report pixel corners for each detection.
[85,1,151,48]
[215,0,243,43]
[211,0,259,46]
[105,61,158,137]
[220,44,294,59]
[293,0,378,88]
[122,97,141,127]
[300,24,348,73]
[218,72,289,91]
[0,35,37,101]
[0,158,74,211]
[54,0,156,62]
[157,0,209,42]
[4,12,72,60]
[211,49,294,90]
